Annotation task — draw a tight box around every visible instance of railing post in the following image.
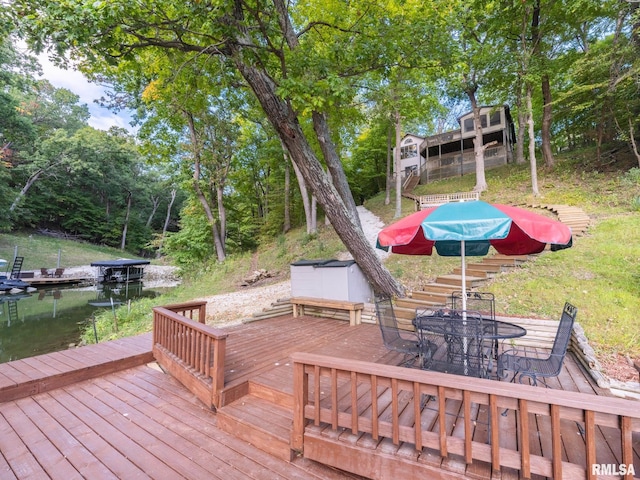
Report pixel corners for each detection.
[291,358,308,452]
[210,337,226,407]
[198,302,207,323]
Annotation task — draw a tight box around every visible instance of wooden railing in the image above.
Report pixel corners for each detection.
[417,191,480,209]
[291,352,640,479]
[162,300,208,323]
[152,303,227,409]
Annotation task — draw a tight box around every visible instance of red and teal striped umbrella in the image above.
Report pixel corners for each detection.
[377,200,572,256]
[376,200,572,311]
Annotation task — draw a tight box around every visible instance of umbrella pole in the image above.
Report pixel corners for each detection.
[461,240,468,375]
[461,240,467,314]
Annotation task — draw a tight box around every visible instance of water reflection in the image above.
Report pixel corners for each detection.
[0,282,172,363]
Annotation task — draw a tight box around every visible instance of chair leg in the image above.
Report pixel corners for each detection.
[401,352,420,368]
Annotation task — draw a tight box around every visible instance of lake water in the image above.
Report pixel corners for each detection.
[0,282,173,363]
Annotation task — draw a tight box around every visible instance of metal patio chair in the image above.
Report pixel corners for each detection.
[375,295,425,367]
[451,291,499,362]
[497,302,577,386]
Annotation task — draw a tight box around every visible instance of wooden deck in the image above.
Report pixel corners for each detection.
[0,314,638,479]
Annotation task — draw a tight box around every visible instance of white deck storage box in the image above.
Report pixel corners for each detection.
[290,259,373,303]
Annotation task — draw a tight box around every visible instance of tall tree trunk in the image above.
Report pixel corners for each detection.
[185,112,226,262]
[120,190,131,250]
[233,50,402,296]
[540,74,555,168]
[216,183,226,244]
[516,110,527,165]
[10,159,64,212]
[157,188,176,258]
[394,109,402,219]
[526,85,540,196]
[289,150,315,235]
[10,169,43,212]
[146,196,160,228]
[628,118,640,168]
[312,112,361,229]
[311,195,318,233]
[324,168,331,226]
[283,154,291,233]
[284,141,315,234]
[385,123,392,205]
[467,90,488,192]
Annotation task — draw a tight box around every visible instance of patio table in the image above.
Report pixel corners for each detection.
[413,310,526,378]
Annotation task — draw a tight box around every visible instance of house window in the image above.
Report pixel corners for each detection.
[401,144,417,159]
[463,118,474,132]
[490,111,501,126]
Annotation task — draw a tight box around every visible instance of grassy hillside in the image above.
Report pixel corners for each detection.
[364,153,640,362]
[0,233,151,271]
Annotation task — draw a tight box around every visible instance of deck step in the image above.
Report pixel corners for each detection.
[249,372,295,409]
[434,274,485,288]
[479,254,538,268]
[451,267,490,278]
[418,282,463,294]
[217,393,294,462]
[464,262,504,272]
[408,290,451,304]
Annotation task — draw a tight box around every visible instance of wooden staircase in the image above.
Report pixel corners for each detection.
[217,365,297,462]
[401,254,535,316]
[402,173,420,193]
[528,203,592,236]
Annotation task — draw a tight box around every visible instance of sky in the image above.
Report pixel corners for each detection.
[37,54,135,132]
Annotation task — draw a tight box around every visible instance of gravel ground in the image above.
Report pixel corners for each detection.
[199,206,387,326]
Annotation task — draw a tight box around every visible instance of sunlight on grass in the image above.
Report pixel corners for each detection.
[485,215,640,357]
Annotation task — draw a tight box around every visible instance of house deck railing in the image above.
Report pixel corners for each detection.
[291,352,640,480]
[417,191,480,209]
[152,302,227,409]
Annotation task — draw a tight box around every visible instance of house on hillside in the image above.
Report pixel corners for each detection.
[394,105,516,186]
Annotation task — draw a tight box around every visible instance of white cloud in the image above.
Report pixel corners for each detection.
[36,54,134,132]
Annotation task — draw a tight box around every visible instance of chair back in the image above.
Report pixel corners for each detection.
[374,295,402,346]
[451,291,495,320]
[547,302,577,371]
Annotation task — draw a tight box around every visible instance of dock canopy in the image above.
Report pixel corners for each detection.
[91,259,151,283]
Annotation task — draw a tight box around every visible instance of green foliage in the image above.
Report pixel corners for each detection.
[162,202,215,268]
[85,146,640,362]
[621,167,640,187]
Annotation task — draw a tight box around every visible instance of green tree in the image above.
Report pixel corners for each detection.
[13,0,458,294]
